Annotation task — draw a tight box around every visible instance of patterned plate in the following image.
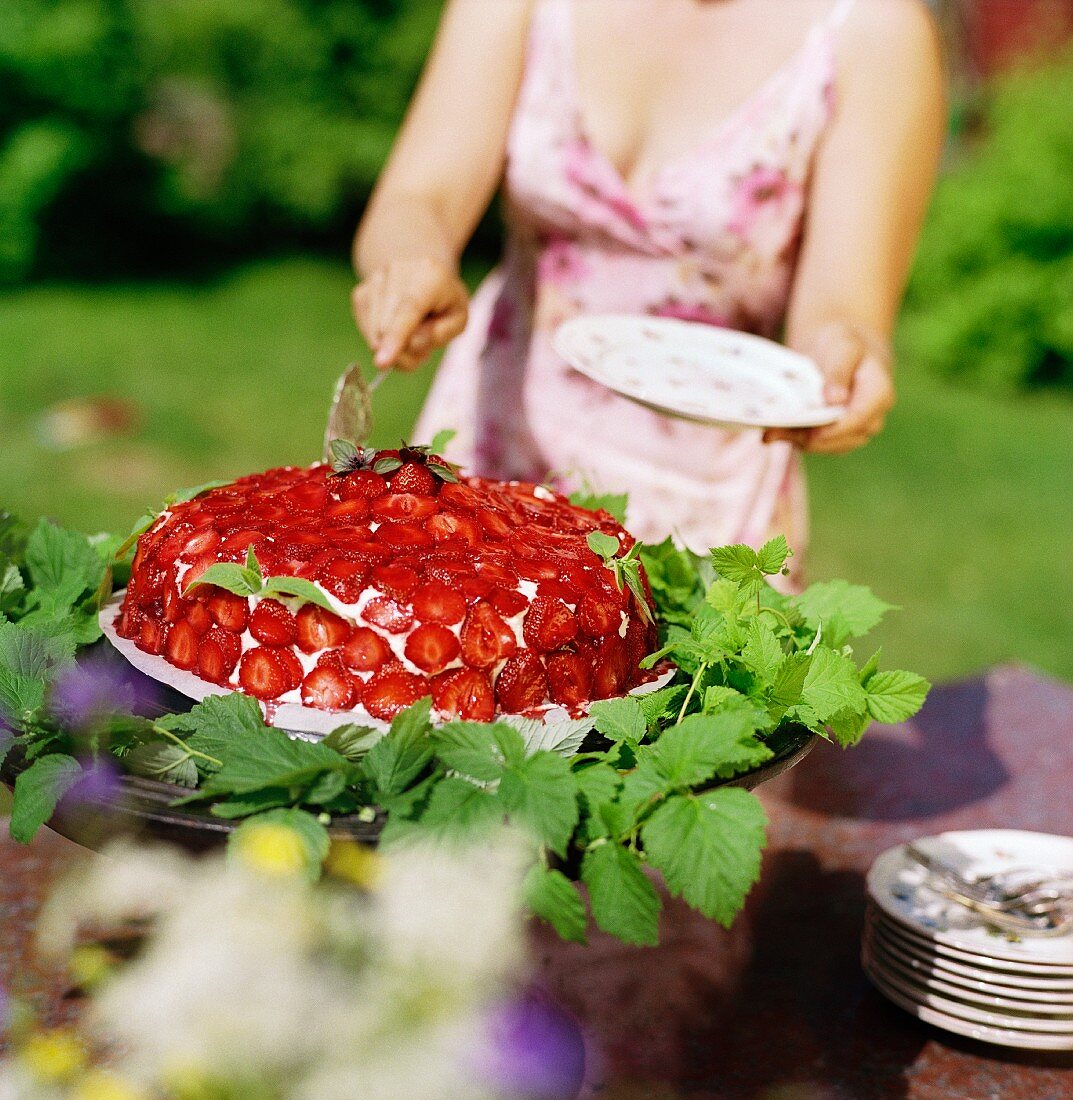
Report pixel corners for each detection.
[553,314,844,430]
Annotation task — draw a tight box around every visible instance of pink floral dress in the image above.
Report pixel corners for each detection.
[414,0,857,558]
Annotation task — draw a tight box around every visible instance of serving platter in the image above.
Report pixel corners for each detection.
[553,314,844,430]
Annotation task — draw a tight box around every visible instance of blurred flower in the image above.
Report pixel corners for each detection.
[0,984,8,1034]
[71,1069,147,1100]
[477,993,586,1100]
[19,1029,86,1084]
[49,652,137,729]
[323,839,381,888]
[57,758,121,815]
[229,821,309,878]
[36,398,141,452]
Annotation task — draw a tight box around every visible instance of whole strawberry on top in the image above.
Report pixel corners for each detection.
[115,442,658,723]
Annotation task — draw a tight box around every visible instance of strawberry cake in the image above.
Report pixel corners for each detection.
[114,446,658,723]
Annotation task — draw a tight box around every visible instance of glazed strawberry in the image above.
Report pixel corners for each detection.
[593,635,630,699]
[331,469,388,501]
[546,651,594,707]
[342,626,392,672]
[390,462,439,496]
[460,601,517,669]
[183,529,220,557]
[301,666,357,711]
[495,650,548,713]
[164,621,199,671]
[410,581,467,625]
[250,599,297,646]
[372,521,433,549]
[136,616,165,656]
[363,595,414,634]
[372,493,439,523]
[515,559,560,582]
[460,576,495,603]
[371,563,420,598]
[578,591,622,637]
[523,596,578,652]
[239,647,293,700]
[205,589,249,633]
[325,497,371,521]
[477,508,514,540]
[432,668,495,721]
[427,512,481,545]
[198,627,241,684]
[162,585,188,624]
[363,665,431,721]
[405,623,460,675]
[490,588,528,618]
[295,605,351,653]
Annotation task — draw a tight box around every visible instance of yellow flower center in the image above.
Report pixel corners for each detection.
[230,822,309,876]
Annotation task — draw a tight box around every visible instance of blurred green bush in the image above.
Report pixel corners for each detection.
[0,0,439,280]
[901,50,1073,393]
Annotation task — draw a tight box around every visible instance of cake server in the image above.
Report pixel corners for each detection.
[323,364,389,460]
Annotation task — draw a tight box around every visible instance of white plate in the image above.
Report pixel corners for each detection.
[867,831,1073,967]
[867,912,1073,995]
[100,592,675,745]
[863,956,1073,1051]
[553,315,844,430]
[863,941,1073,1034]
[865,925,1073,1012]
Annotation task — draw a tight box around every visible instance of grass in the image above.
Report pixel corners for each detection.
[1,257,1071,685]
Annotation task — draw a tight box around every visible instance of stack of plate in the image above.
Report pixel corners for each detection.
[864,829,1073,1050]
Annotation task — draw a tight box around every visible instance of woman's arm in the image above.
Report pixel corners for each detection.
[353,0,535,369]
[770,0,946,453]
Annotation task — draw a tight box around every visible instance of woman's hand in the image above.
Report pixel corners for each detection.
[351,257,469,371]
[763,322,895,454]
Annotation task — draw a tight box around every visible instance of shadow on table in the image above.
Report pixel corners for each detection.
[788,675,1009,822]
[536,850,927,1100]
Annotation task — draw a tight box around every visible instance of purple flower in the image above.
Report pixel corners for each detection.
[58,757,122,813]
[476,992,587,1099]
[0,983,9,1034]
[49,651,137,729]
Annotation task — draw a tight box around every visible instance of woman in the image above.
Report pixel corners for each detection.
[351,0,944,557]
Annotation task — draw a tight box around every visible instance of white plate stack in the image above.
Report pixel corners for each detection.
[864,829,1073,1050]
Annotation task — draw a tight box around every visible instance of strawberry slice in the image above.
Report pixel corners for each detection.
[342,626,392,672]
[523,596,579,652]
[295,604,351,652]
[185,601,213,636]
[164,620,199,671]
[537,579,579,604]
[206,589,250,633]
[372,521,433,549]
[301,665,357,711]
[362,665,431,720]
[330,470,388,501]
[325,497,371,521]
[136,616,165,656]
[494,650,548,713]
[405,623,460,674]
[477,508,515,540]
[250,599,298,646]
[460,601,517,669]
[162,585,188,624]
[475,561,516,587]
[390,462,439,496]
[515,559,560,582]
[546,651,594,707]
[363,595,414,634]
[578,591,623,638]
[371,493,440,523]
[410,581,467,625]
[239,647,294,700]
[460,576,495,603]
[198,627,241,684]
[371,563,420,598]
[490,588,528,618]
[427,512,481,545]
[182,529,220,557]
[592,635,629,699]
[437,482,483,511]
[432,668,495,721]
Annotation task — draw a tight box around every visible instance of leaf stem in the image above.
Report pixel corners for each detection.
[677,663,709,723]
[151,725,222,767]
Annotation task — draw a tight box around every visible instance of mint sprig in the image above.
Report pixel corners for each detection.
[183,547,335,611]
[586,531,655,625]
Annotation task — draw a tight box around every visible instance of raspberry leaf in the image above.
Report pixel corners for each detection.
[581,842,661,946]
[524,865,588,944]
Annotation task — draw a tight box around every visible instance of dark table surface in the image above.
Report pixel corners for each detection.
[4,665,1073,1099]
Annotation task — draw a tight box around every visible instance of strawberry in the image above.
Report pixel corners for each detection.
[362,665,431,721]
[342,626,392,672]
[136,616,166,656]
[239,647,294,700]
[220,529,264,554]
[515,559,560,582]
[371,493,440,523]
[537,579,579,604]
[283,482,326,512]
[578,591,622,637]
[198,627,241,684]
[185,601,213,636]
[250,599,297,646]
[460,576,495,603]
[373,521,434,549]
[325,497,371,521]
[460,601,517,669]
[494,650,548,713]
[410,581,467,625]
[546,651,594,707]
[162,585,188,624]
[490,587,528,618]
[182,529,220,557]
[362,595,414,634]
[164,620,199,671]
[301,666,357,711]
[437,481,483,511]
[405,623,460,674]
[475,562,516,587]
[432,668,495,722]
[332,470,388,501]
[296,604,351,653]
[206,589,250,633]
[477,507,515,540]
[624,616,653,673]
[427,512,481,545]
[593,635,629,699]
[390,462,439,496]
[523,596,578,652]
[371,563,420,598]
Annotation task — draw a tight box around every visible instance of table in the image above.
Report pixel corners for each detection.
[4,666,1073,1098]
